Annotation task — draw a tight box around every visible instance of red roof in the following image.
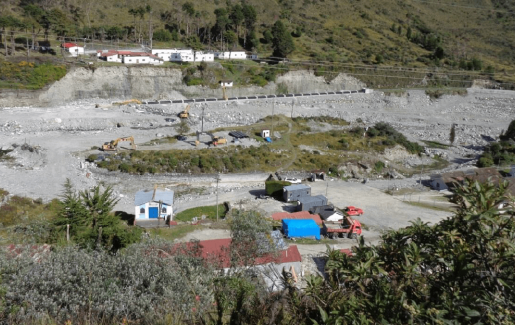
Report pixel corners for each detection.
[271,211,323,225]
[339,248,353,256]
[170,238,301,269]
[62,43,79,48]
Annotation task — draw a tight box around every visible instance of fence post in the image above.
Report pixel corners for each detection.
[66,224,70,242]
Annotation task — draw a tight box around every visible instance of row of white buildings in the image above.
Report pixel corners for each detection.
[96,48,257,64]
[151,49,256,62]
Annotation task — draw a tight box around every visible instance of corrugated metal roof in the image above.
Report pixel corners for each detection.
[134,189,174,206]
[271,211,323,225]
[298,195,327,204]
[283,184,310,191]
[170,238,301,268]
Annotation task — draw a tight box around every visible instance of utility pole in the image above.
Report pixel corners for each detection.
[271,101,275,140]
[325,181,328,197]
[215,174,221,221]
[291,100,294,119]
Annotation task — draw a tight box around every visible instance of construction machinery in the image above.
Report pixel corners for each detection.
[178,104,191,119]
[195,131,227,146]
[112,99,142,106]
[101,136,136,151]
[323,216,362,239]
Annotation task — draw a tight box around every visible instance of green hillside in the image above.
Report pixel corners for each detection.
[1,0,515,88]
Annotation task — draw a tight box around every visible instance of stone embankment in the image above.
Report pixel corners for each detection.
[0,67,365,107]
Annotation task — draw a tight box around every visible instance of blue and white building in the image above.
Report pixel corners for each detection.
[134,188,174,219]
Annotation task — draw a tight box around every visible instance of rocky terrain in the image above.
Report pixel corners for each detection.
[0,84,514,261]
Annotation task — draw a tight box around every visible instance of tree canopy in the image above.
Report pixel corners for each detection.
[271,20,295,58]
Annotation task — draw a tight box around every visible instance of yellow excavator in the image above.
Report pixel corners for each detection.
[178,104,191,118]
[102,136,136,151]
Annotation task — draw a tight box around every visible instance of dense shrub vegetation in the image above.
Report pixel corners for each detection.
[0,60,67,89]
[366,122,424,154]
[95,119,425,175]
[477,119,515,167]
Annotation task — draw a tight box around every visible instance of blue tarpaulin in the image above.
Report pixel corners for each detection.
[282,219,320,240]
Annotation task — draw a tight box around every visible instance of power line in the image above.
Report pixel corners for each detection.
[411,0,514,12]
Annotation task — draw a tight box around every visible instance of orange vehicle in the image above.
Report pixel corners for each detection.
[323,216,362,239]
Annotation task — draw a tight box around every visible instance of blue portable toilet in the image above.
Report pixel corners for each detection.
[282,219,320,240]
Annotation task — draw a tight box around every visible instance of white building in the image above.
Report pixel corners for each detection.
[215,51,247,60]
[122,53,163,65]
[62,43,84,57]
[152,48,194,61]
[170,52,194,62]
[134,189,174,220]
[219,80,233,87]
[195,51,214,62]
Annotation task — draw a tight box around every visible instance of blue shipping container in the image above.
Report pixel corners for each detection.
[282,219,320,240]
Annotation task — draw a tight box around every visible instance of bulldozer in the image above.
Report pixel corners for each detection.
[101,136,136,151]
[178,104,191,119]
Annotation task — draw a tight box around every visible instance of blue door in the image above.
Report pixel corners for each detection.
[149,207,158,219]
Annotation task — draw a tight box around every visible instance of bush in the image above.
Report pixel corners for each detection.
[153,29,173,41]
[0,240,216,323]
[265,180,291,198]
[367,122,423,154]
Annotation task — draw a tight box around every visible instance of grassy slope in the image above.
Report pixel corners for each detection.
[1,0,514,86]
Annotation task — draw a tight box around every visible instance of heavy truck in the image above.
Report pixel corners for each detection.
[322,216,362,239]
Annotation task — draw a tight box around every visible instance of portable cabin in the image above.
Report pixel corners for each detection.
[297,195,328,212]
[283,184,311,202]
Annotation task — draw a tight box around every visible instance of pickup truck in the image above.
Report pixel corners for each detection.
[323,216,362,239]
[344,206,363,216]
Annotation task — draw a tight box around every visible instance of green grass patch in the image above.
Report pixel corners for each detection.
[174,204,227,222]
[425,88,468,100]
[422,140,450,149]
[147,224,205,241]
[0,61,67,90]
[285,237,334,244]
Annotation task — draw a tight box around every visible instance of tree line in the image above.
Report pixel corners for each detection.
[0,2,295,58]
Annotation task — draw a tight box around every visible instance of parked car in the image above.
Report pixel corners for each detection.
[284,177,302,184]
[176,135,187,141]
[344,206,364,216]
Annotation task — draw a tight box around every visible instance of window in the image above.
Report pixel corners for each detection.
[289,193,292,197]
[139,208,145,214]
[161,207,167,213]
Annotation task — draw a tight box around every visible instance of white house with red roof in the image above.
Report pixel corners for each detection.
[61,43,84,57]
[97,50,122,63]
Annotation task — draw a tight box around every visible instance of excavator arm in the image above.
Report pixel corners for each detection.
[102,136,136,151]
